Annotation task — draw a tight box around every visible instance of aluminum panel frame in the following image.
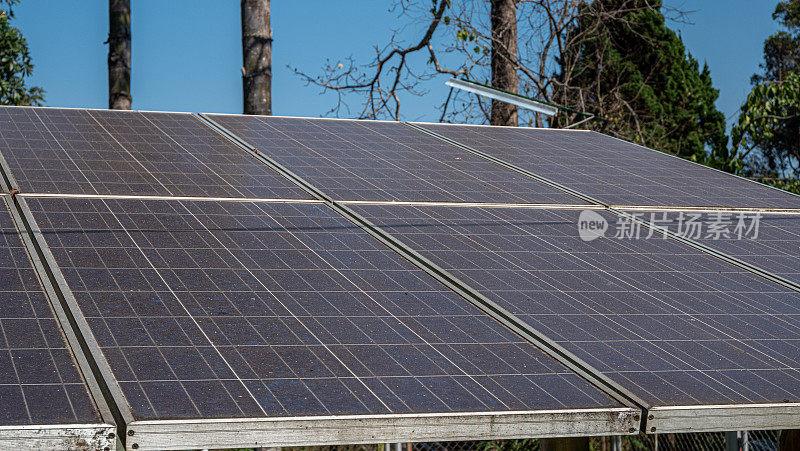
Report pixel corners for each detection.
[127,408,640,451]
[647,403,800,434]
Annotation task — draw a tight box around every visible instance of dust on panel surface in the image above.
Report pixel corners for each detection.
[354,203,800,407]
[26,196,622,421]
[0,197,102,426]
[0,107,311,199]
[207,115,589,204]
[416,123,800,209]
[630,211,800,285]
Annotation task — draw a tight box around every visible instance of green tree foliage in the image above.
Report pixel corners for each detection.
[554,0,733,171]
[758,176,800,195]
[732,73,800,177]
[751,0,800,84]
[734,1,800,178]
[0,0,19,16]
[476,438,538,451]
[0,7,44,106]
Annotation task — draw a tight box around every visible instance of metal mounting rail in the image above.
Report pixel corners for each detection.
[195,113,650,420]
[613,204,800,215]
[0,149,19,194]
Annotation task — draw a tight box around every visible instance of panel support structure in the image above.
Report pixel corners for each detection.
[0,424,116,450]
[539,437,590,451]
[725,431,738,451]
[647,404,800,434]
[127,409,638,451]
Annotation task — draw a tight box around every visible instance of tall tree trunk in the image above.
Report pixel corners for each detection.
[490,0,518,126]
[241,0,272,115]
[540,437,590,451]
[779,429,800,450]
[107,0,131,110]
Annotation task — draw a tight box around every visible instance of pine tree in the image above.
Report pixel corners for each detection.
[554,0,731,170]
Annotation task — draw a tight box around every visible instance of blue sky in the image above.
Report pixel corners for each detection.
[12,1,783,126]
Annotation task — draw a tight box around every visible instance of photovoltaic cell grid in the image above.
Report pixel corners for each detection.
[0,107,311,199]
[0,107,160,195]
[207,114,588,204]
[90,110,311,199]
[416,123,800,209]
[0,196,101,426]
[632,211,800,286]
[25,196,621,422]
[353,204,800,407]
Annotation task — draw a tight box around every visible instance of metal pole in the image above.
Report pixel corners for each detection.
[726,431,739,451]
[741,431,749,451]
[446,78,558,117]
[611,435,622,451]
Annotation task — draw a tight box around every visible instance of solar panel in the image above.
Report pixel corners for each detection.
[624,210,800,286]
[205,115,589,205]
[414,123,800,210]
[6,105,800,442]
[22,196,635,449]
[0,107,311,199]
[352,203,800,432]
[0,195,114,449]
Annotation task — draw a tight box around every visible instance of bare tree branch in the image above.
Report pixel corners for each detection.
[292,0,451,120]
[293,0,689,128]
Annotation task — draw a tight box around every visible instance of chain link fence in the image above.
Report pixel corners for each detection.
[406,430,782,451]
[745,430,781,451]
[273,430,782,451]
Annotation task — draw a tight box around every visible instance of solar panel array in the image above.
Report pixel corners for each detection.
[26,196,620,422]
[1,106,800,449]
